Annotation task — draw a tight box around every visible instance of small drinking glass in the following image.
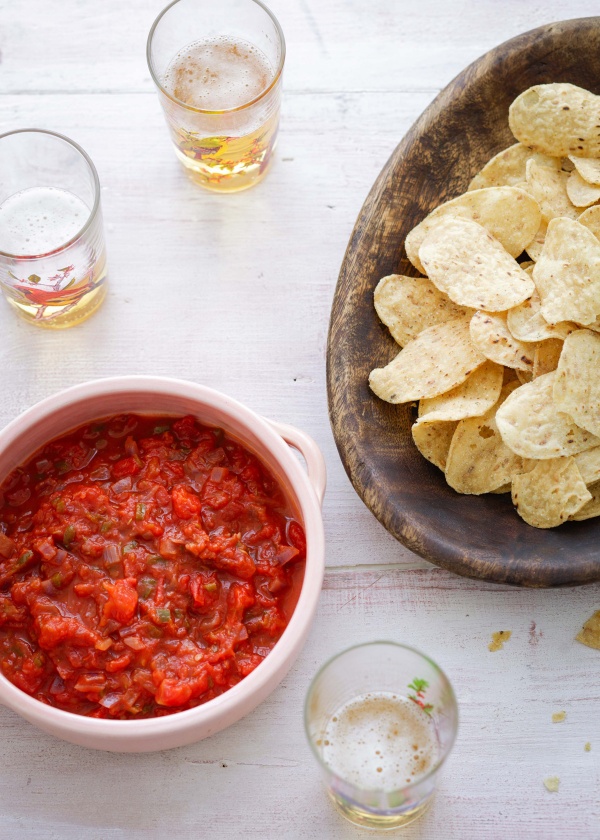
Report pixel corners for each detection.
[147,0,285,193]
[0,129,108,329]
[305,642,458,830]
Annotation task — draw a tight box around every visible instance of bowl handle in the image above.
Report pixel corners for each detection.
[264,420,327,507]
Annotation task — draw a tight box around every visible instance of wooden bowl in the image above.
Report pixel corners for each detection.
[327,18,600,588]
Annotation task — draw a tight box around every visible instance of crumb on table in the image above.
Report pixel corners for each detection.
[544,776,560,793]
[552,711,566,723]
[576,610,600,650]
[488,630,512,652]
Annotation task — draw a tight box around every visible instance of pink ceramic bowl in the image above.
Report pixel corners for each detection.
[0,376,326,751]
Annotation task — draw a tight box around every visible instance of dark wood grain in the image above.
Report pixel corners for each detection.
[327,18,600,588]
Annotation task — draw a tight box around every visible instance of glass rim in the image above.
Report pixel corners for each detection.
[0,128,101,261]
[303,640,459,795]
[146,0,286,116]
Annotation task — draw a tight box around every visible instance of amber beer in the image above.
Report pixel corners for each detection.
[147,0,285,193]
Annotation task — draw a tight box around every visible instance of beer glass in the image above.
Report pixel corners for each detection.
[305,642,458,829]
[147,0,285,192]
[0,129,107,329]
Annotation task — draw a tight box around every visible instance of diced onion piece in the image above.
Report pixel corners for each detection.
[111,477,132,494]
[90,466,111,481]
[123,636,145,651]
[103,544,120,566]
[276,546,300,566]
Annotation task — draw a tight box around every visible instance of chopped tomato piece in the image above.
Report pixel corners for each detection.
[171,485,201,519]
[112,458,141,479]
[34,614,99,649]
[103,579,138,624]
[155,678,193,707]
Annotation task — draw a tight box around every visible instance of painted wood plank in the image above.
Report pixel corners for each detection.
[1,1,600,94]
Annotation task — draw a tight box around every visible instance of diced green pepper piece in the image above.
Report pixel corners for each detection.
[135,503,146,521]
[17,550,34,566]
[51,572,64,589]
[147,555,167,566]
[156,608,171,624]
[138,577,157,599]
[63,525,76,549]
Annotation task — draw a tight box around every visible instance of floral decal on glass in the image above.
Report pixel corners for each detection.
[408,678,434,716]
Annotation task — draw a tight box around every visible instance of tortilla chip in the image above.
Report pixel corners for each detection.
[507,289,574,342]
[405,186,542,274]
[569,155,600,186]
[419,217,535,311]
[468,143,561,190]
[469,311,535,371]
[525,219,547,261]
[495,371,600,459]
[511,456,591,528]
[411,420,458,471]
[369,315,485,403]
[525,160,579,222]
[509,83,600,157]
[516,369,533,385]
[576,610,600,648]
[533,218,600,326]
[445,384,525,494]
[578,205,600,241]
[533,338,563,378]
[570,480,600,521]
[573,447,600,485]
[373,274,472,347]
[553,329,600,437]
[566,170,600,208]
[418,360,503,422]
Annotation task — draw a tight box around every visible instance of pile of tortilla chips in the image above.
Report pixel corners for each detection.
[369,83,600,528]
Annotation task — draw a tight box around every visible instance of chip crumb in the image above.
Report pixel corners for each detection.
[585,742,592,752]
[576,610,600,650]
[488,630,512,652]
[543,776,560,793]
[552,711,566,723]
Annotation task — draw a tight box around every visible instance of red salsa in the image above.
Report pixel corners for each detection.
[0,414,306,718]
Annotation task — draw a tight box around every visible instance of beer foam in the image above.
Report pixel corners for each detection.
[0,187,89,256]
[163,37,274,110]
[322,692,439,790]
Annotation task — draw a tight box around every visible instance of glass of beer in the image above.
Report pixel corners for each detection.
[0,129,108,329]
[305,642,458,830]
[147,0,285,193]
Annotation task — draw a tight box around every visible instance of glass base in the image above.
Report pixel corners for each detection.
[328,789,433,831]
[4,280,107,329]
[173,143,274,193]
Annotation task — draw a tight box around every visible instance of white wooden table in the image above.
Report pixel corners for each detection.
[1,2,600,837]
